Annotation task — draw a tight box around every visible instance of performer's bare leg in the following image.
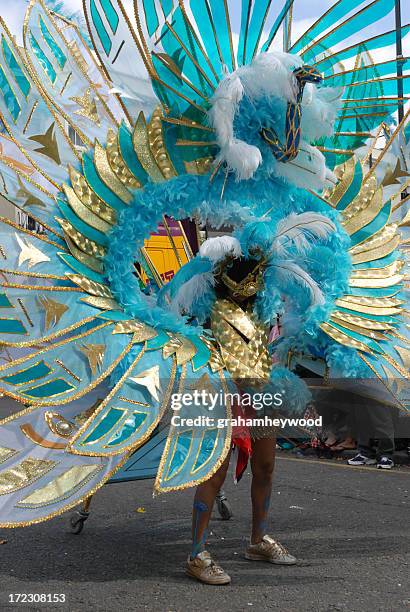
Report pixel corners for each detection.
[245,434,296,565]
[190,451,231,558]
[250,436,276,544]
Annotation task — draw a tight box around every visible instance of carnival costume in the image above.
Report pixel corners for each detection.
[0,0,408,528]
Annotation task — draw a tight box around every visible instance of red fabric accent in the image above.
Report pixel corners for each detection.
[231,394,252,482]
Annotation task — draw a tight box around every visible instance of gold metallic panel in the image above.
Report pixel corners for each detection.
[337,295,404,308]
[212,299,257,339]
[335,298,402,317]
[65,236,103,274]
[394,345,410,370]
[106,129,141,189]
[349,224,398,255]
[349,274,404,289]
[66,273,113,298]
[351,260,404,279]
[330,317,386,341]
[132,112,164,182]
[62,184,111,233]
[0,457,56,495]
[202,337,225,373]
[80,295,121,310]
[351,236,401,265]
[20,423,67,450]
[184,157,213,175]
[211,299,271,381]
[0,446,17,464]
[331,310,394,331]
[342,175,377,223]
[17,464,103,507]
[148,107,177,180]
[57,218,106,258]
[162,334,197,365]
[320,322,374,354]
[342,187,384,236]
[93,142,132,204]
[112,320,157,341]
[69,166,116,225]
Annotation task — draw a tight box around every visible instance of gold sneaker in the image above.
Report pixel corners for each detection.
[186,551,231,585]
[245,535,297,565]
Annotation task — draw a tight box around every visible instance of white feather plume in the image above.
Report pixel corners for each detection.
[273,213,336,255]
[274,260,325,306]
[199,235,242,263]
[170,272,215,317]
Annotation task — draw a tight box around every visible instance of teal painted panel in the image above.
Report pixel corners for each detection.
[57,198,108,247]
[329,321,383,353]
[336,161,363,211]
[106,412,147,446]
[337,307,397,325]
[100,0,119,34]
[39,17,66,69]
[0,318,26,334]
[165,430,193,480]
[58,252,106,284]
[192,428,218,473]
[29,32,56,83]
[0,66,21,121]
[82,407,125,444]
[22,378,75,398]
[118,122,148,185]
[142,0,159,36]
[302,0,396,63]
[261,0,294,55]
[349,202,391,246]
[146,330,170,350]
[2,361,51,385]
[190,335,211,371]
[0,293,13,309]
[292,0,359,54]
[90,0,112,56]
[317,27,410,75]
[82,154,127,212]
[1,36,31,97]
[347,285,403,298]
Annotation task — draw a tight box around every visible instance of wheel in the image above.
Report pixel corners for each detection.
[216,492,233,520]
[69,511,89,534]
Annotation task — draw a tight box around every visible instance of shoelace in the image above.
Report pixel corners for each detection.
[264,539,288,556]
[209,561,225,575]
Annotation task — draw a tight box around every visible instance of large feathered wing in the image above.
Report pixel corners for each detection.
[317,149,410,412]
[0,0,230,527]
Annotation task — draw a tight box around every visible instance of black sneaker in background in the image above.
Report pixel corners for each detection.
[347,453,376,466]
[376,456,394,470]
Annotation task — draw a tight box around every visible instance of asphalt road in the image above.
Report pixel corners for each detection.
[1,446,409,612]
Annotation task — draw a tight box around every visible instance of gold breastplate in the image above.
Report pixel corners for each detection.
[210,298,272,383]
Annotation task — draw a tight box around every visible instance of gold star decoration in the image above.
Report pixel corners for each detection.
[130,366,161,401]
[16,175,46,208]
[70,88,100,125]
[382,159,410,187]
[38,295,69,331]
[79,343,106,376]
[188,372,216,396]
[29,122,61,165]
[15,233,50,268]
